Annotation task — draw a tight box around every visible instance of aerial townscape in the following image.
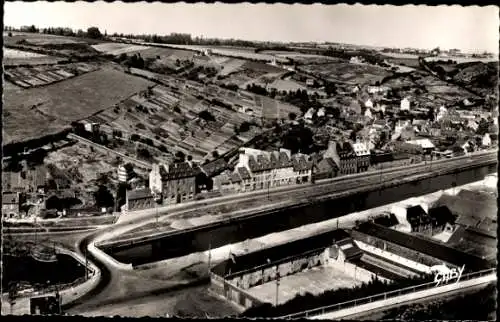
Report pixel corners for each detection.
[2,2,498,319]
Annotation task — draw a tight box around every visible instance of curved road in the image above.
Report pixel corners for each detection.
[13,150,495,315]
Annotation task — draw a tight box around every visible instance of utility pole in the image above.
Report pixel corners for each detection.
[85,247,89,281]
[34,215,38,245]
[379,164,383,195]
[275,268,280,307]
[207,239,212,275]
[155,203,159,228]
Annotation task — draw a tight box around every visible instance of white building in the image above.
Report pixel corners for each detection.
[395,120,411,134]
[352,142,371,157]
[406,138,435,151]
[364,99,374,109]
[436,105,448,121]
[467,120,479,132]
[317,107,326,118]
[482,133,492,147]
[117,164,132,183]
[400,97,411,111]
[350,56,363,64]
[364,108,373,119]
[234,148,313,191]
[304,108,316,121]
[367,86,390,94]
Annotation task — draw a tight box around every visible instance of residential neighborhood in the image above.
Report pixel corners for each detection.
[2,2,498,321]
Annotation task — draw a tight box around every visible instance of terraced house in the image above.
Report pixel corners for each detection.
[324,141,358,175]
[149,162,202,204]
[220,148,313,193]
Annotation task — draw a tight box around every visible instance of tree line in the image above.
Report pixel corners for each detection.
[6,25,105,40]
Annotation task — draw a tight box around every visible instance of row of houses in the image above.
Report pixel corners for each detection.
[125,147,314,211]
[319,140,371,176]
[212,148,313,194]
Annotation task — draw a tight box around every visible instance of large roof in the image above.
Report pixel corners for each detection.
[354,222,492,271]
[237,167,252,180]
[160,162,201,180]
[201,158,228,177]
[434,192,497,234]
[127,188,153,201]
[352,142,371,156]
[247,151,293,173]
[291,155,312,172]
[428,206,456,226]
[317,157,338,173]
[406,138,435,149]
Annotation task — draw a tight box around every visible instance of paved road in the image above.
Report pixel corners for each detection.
[8,151,495,316]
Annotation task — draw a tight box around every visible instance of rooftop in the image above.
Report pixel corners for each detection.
[159,162,201,180]
[127,188,153,201]
[406,138,435,149]
[354,222,492,271]
[201,158,228,177]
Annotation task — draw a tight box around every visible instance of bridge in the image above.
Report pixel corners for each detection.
[97,151,496,263]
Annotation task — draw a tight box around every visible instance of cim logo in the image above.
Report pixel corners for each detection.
[431,264,465,287]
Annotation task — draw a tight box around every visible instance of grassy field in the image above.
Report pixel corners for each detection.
[92,43,150,55]
[5,62,99,88]
[269,79,307,92]
[218,59,247,76]
[301,62,390,85]
[3,66,154,144]
[385,57,421,68]
[4,32,85,46]
[3,48,63,66]
[134,46,196,60]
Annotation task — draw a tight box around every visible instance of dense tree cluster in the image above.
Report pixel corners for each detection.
[246,83,268,96]
[198,110,216,122]
[93,185,115,209]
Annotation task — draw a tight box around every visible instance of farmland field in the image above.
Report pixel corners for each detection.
[134,46,196,60]
[301,62,390,85]
[92,42,150,55]
[425,56,498,64]
[5,62,99,88]
[269,79,307,92]
[385,57,421,69]
[4,32,84,46]
[153,43,288,62]
[3,48,64,66]
[218,59,247,76]
[3,66,154,145]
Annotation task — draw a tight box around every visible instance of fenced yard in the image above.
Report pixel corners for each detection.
[247,265,363,305]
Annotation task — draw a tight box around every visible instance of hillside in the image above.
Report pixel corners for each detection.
[451,62,498,96]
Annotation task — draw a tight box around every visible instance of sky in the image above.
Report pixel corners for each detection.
[4,2,499,53]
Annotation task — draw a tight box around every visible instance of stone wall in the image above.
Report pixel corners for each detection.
[210,272,263,310]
